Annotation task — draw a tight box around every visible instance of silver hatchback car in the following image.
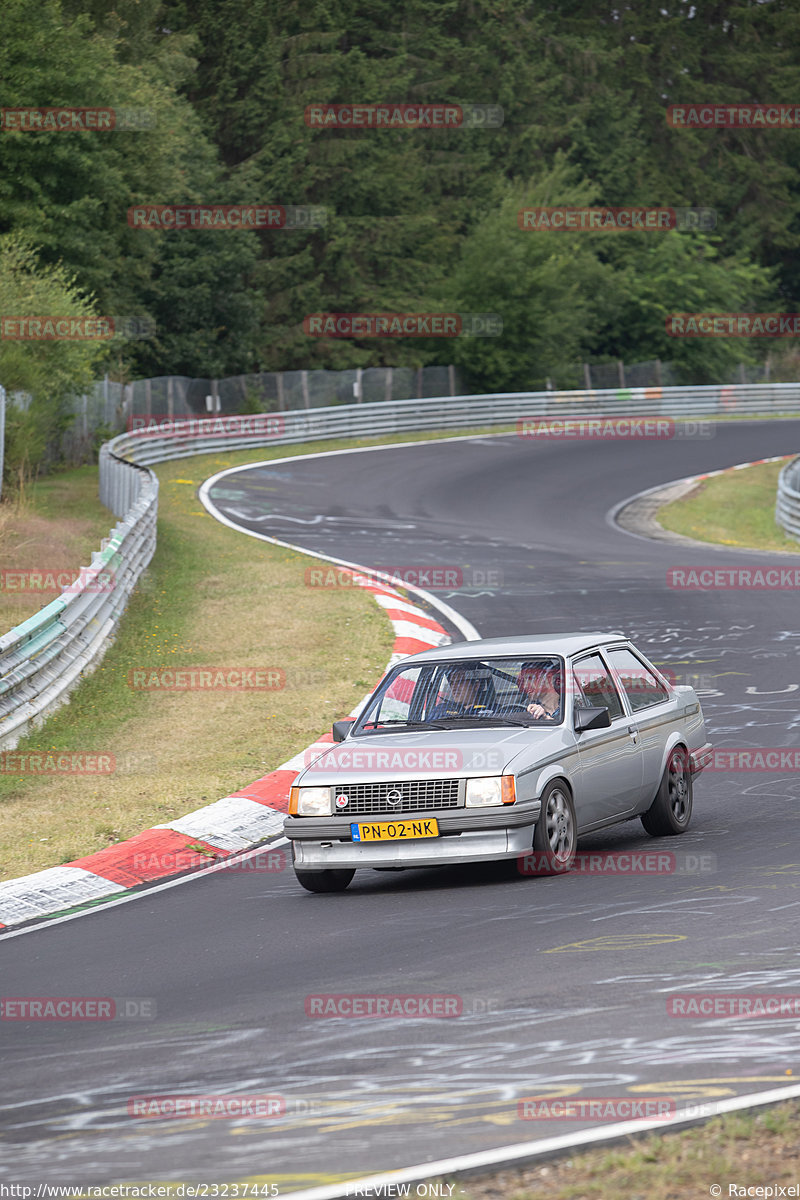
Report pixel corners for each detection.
[284,632,712,892]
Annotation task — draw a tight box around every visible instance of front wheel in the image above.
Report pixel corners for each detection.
[641,747,692,836]
[522,781,577,876]
[294,867,355,893]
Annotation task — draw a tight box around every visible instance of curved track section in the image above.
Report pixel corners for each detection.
[2,422,800,1191]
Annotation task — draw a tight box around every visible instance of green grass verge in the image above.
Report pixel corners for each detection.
[657,460,800,552]
[459,1097,800,1200]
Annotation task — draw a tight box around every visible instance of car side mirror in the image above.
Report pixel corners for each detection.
[574,705,612,733]
[332,718,356,742]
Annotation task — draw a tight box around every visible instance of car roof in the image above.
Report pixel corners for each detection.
[403,632,629,665]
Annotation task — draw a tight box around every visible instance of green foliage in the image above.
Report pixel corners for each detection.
[1,0,799,386]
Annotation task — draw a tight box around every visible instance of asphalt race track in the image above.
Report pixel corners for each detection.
[3,420,800,1190]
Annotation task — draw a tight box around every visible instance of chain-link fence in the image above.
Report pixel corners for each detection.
[1,356,786,478]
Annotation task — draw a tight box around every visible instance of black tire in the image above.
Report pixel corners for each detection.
[521,781,577,876]
[294,868,355,893]
[641,746,692,836]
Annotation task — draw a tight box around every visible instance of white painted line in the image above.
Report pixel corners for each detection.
[281,1082,800,1200]
[198,446,481,643]
[0,839,291,940]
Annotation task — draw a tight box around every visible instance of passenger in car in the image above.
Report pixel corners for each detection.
[517,662,562,720]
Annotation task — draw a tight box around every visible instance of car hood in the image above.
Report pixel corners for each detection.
[296,725,569,783]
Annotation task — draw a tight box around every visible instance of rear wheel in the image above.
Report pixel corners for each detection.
[294,868,355,893]
[522,781,576,876]
[641,746,692,836]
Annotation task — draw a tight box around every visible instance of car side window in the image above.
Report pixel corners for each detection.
[606,647,670,712]
[572,653,624,720]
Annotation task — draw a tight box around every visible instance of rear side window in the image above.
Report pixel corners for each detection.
[572,653,624,720]
[606,647,670,712]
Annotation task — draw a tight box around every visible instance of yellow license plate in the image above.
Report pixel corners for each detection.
[351,818,439,842]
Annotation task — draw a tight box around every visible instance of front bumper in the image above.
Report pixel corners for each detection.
[285,800,541,870]
[689,741,714,775]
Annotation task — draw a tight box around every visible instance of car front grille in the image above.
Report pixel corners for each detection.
[333,779,461,815]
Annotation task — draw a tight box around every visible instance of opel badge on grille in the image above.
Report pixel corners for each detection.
[386,789,403,806]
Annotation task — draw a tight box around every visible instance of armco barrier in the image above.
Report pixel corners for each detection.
[0,451,157,749]
[776,454,800,542]
[2,382,799,750]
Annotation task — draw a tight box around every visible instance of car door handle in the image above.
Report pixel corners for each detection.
[628,725,639,743]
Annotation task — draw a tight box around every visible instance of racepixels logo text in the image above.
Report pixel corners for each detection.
[668,566,800,589]
[127,668,285,691]
[518,1096,676,1120]
[303,313,502,337]
[305,994,462,1017]
[667,313,800,337]
[1,997,155,1020]
[0,752,115,775]
[668,103,800,128]
[305,103,503,128]
[518,206,716,232]
[667,993,800,1018]
[128,415,285,439]
[517,417,713,440]
[128,205,326,229]
[0,567,115,594]
[303,565,504,590]
[127,1095,285,1119]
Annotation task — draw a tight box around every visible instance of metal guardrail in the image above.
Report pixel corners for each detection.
[111,382,800,465]
[0,452,157,749]
[776,455,800,542]
[2,381,799,750]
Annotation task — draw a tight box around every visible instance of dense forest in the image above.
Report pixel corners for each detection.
[2,0,800,407]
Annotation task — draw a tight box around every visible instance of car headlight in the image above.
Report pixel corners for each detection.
[290,786,332,816]
[465,776,516,807]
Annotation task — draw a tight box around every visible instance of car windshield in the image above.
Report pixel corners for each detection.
[354,656,565,733]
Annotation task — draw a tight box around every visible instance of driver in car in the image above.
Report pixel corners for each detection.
[429,667,493,719]
[517,662,562,721]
